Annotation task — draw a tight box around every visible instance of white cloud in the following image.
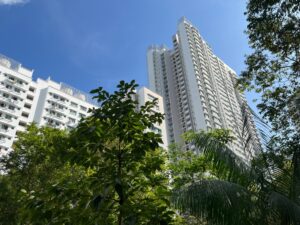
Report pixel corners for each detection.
[0,0,28,5]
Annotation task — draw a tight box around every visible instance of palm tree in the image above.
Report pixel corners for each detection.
[172,118,300,224]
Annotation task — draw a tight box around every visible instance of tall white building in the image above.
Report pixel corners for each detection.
[147,17,260,160]
[0,54,169,154]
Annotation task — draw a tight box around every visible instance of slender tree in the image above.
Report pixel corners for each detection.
[65,80,177,224]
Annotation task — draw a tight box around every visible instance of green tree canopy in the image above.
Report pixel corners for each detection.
[0,81,180,225]
[239,0,300,135]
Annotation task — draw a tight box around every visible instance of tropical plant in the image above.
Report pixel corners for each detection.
[172,128,300,225]
[239,0,300,135]
[0,81,181,225]
[65,80,176,225]
[0,124,78,224]
[18,80,177,225]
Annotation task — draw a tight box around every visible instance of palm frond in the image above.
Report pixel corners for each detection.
[239,102,267,157]
[186,130,253,185]
[172,180,256,225]
[267,191,300,225]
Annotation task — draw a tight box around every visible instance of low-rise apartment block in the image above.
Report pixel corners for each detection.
[0,54,96,154]
[0,54,168,154]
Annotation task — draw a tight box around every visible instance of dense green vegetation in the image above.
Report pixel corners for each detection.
[0,81,181,224]
[0,0,299,224]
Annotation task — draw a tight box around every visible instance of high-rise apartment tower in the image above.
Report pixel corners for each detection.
[147,17,260,161]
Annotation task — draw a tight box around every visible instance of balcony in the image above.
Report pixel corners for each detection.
[46,122,64,130]
[49,105,65,113]
[0,107,16,115]
[49,98,66,106]
[0,86,23,97]
[66,121,76,128]
[0,128,13,137]
[46,113,65,122]
[0,95,21,106]
[0,116,13,125]
[5,78,27,90]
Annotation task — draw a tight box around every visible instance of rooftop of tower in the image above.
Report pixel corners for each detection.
[178,16,193,25]
[147,45,168,51]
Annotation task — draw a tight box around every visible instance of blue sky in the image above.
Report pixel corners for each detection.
[0,0,253,103]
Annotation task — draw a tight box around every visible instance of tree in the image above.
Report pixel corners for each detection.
[238,1,300,186]
[65,80,176,224]
[0,176,19,225]
[1,81,180,224]
[239,0,300,135]
[172,129,300,225]
[168,143,210,191]
[0,124,78,224]
[168,129,238,225]
[239,0,300,219]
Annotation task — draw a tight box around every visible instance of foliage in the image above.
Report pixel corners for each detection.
[239,0,300,135]
[238,3,300,204]
[172,129,300,225]
[0,176,18,225]
[1,124,69,190]
[0,124,72,224]
[173,180,255,225]
[65,80,175,224]
[168,143,211,190]
[184,129,251,185]
[0,81,181,224]
[168,129,242,225]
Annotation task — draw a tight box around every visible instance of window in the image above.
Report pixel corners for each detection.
[30,87,36,93]
[1,124,8,130]
[70,102,78,107]
[21,112,29,118]
[5,114,12,120]
[150,125,162,134]
[26,95,34,101]
[147,94,156,101]
[70,109,76,115]
[24,103,31,109]
[19,121,27,127]
[3,93,9,98]
[68,118,76,124]
[80,106,87,111]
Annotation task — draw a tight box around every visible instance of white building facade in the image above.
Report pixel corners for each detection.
[0,54,96,155]
[147,18,260,161]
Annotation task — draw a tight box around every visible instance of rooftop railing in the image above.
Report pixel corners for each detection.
[60,82,98,105]
[0,53,21,71]
[0,53,32,74]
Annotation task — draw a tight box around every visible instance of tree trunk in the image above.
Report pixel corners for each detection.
[117,151,123,225]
